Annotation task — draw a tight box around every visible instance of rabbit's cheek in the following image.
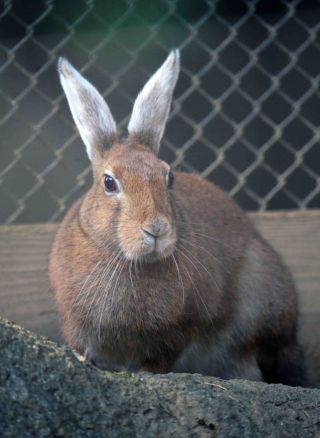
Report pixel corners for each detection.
[156,231,177,257]
[120,240,143,260]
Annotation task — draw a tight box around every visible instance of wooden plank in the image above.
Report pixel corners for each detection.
[0,211,319,385]
[0,224,61,342]
[249,210,320,388]
[249,210,320,316]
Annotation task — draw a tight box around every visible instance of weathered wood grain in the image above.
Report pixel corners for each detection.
[0,211,319,385]
[0,224,60,342]
[250,210,320,315]
[249,210,320,387]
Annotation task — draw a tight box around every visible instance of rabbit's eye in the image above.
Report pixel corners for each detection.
[104,174,118,193]
[167,170,174,190]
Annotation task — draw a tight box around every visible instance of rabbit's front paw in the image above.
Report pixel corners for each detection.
[84,346,109,369]
[84,346,128,371]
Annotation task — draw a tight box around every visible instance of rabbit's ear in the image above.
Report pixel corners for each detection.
[58,58,117,161]
[128,50,180,154]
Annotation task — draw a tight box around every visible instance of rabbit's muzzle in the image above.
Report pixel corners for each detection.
[141,218,176,258]
[142,217,170,239]
[119,216,177,261]
[142,218,174,255]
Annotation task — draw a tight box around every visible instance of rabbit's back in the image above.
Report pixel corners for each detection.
[174,172,298,331]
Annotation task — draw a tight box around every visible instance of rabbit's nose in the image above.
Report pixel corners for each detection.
[142,220,169,239]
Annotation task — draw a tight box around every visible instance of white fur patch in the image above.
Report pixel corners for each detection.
[128,50,180,154]
[58,58,117,160]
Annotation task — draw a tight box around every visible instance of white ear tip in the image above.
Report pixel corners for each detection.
[57,57,75,78]
[170,49,180,64]
[164,49,180,72]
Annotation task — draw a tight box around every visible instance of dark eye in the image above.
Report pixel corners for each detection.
[104,174,118,193]
[167,170,174,190]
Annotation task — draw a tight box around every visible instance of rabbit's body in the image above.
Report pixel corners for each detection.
[50,52,305,385]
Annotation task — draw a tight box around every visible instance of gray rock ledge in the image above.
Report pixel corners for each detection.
[0,317,319,437]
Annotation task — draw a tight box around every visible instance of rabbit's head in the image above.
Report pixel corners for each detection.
[58,51,180,262]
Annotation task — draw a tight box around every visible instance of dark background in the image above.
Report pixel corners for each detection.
[0,0,320,223]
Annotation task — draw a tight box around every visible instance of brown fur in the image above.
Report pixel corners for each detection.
[51,53,305,385]
[50,141,305,385]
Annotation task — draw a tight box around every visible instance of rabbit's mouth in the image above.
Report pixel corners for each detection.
[120,230,177,262]
[142,235,177,262]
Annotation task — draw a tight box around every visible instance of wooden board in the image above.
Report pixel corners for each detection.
[251,210,320,315]
[250,211,320,387]
[0,211,319,385]
[0,224,60,342]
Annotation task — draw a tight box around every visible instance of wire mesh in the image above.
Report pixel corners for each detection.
[0,0,320,224]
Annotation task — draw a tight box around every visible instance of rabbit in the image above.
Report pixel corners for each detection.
[50,50,306,386]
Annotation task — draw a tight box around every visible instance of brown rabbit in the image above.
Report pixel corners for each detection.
[50,51,305,385]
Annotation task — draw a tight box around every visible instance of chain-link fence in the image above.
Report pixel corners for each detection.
[1,0,320,224]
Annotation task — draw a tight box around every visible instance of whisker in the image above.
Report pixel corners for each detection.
[109,257,127,313]
[80,250,123,333]
[171,253,185,309]
[179,242,220,292]
[179,237,221,266]
[129,260,137,300]
[176,247,214,324]
[97,255,124,342]
[71,259,103,314]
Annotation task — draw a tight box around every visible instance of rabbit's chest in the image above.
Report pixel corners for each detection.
[80,276,193,367]
[80,270,184,332]
[75,265,219,370]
